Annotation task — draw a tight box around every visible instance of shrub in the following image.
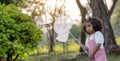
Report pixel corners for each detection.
[0,4,43,61]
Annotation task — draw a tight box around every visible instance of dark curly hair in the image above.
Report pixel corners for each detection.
[82,17,103,34]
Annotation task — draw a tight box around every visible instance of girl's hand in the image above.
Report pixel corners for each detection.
[89,54,94,61]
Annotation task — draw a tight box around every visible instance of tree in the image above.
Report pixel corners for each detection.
[76,0,87,53]
[17,0,55,52]
[112,0,120,37]
[114,18,120,37]
[70,24,81,39]
[88,0,119,53]
[0,0,13,5]
[76,0,120,54]
[19,0,67,53]
[0,4,42,61]
[0,0,22,5]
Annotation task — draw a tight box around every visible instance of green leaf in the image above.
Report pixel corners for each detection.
[0,4,43,59]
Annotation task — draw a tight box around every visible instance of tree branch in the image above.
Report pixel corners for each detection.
[87,0,91,8]
[76,0,87,18]
[108,0,118,16]
[76,0,87,53]
[13,54,19,61]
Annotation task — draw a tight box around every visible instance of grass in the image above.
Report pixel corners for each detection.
[20,38,120,61]
[26,52,80,61]
[26,52,120,61]
[107,54,120,61]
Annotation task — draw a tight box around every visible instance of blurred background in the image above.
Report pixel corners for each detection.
[0,0,120,61]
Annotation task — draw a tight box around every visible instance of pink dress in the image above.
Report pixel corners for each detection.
[86,34,107,61]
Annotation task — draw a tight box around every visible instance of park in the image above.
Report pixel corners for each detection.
[0,0,120,61]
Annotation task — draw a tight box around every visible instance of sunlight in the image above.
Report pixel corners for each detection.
[22,0,113,25]
[106,0,113,10]
[44,0,82,24]
[80,0,88,5]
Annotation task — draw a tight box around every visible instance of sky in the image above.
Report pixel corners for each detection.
[21,0,113,41]
[46,0,113,24]
[22,0,113,24]
[45,0,88,24]
[64,0,112,21]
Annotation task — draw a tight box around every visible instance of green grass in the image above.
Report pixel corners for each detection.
[107,54,120,61]
[26,52,80,61]
[25,53,120,61]
[19,38,120,61]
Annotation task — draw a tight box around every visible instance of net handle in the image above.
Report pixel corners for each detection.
[69,32,89,56]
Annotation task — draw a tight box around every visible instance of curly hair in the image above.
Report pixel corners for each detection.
[82,17,103,34]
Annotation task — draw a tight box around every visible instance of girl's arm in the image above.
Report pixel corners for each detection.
[89,43,100,60]
[79,41,89,51]
[74,40,88,51]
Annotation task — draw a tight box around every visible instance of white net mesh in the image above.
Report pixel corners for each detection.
[54,16,89,55]
[54,16,73,42]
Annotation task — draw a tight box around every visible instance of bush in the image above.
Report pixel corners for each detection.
[116,38,120,45]
[0,4,43,61]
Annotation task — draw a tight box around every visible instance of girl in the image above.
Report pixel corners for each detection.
[75,17,107,61]
[84,17,107,61]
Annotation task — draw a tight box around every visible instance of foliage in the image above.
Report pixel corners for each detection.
[0,4,43,60]
[24,38,120,61]
[18,0,67,52]
[116,38,120,45]
[114,18,120,37]
[70,24,81,39]
[0,0,23,5]
[26,50,120,61]
[111,0,120,37]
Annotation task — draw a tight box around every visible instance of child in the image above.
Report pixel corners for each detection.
[75,17,107,61]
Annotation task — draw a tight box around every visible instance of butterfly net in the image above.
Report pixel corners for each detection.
[54,15,89,55]
[54,16,73,42]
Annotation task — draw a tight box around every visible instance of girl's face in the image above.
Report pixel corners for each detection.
[85,22,95,34]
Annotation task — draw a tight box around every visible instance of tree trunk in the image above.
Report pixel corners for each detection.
[49,26,55,52]
[6,49,13,61]
[13,54,19,61]
[49,12,56,53]
[49,0,58,53]
[76,0,87,53]
[89,0,118,52]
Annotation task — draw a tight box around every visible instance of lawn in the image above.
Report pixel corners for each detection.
[26,52,120,61]
[21,38,120,61]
